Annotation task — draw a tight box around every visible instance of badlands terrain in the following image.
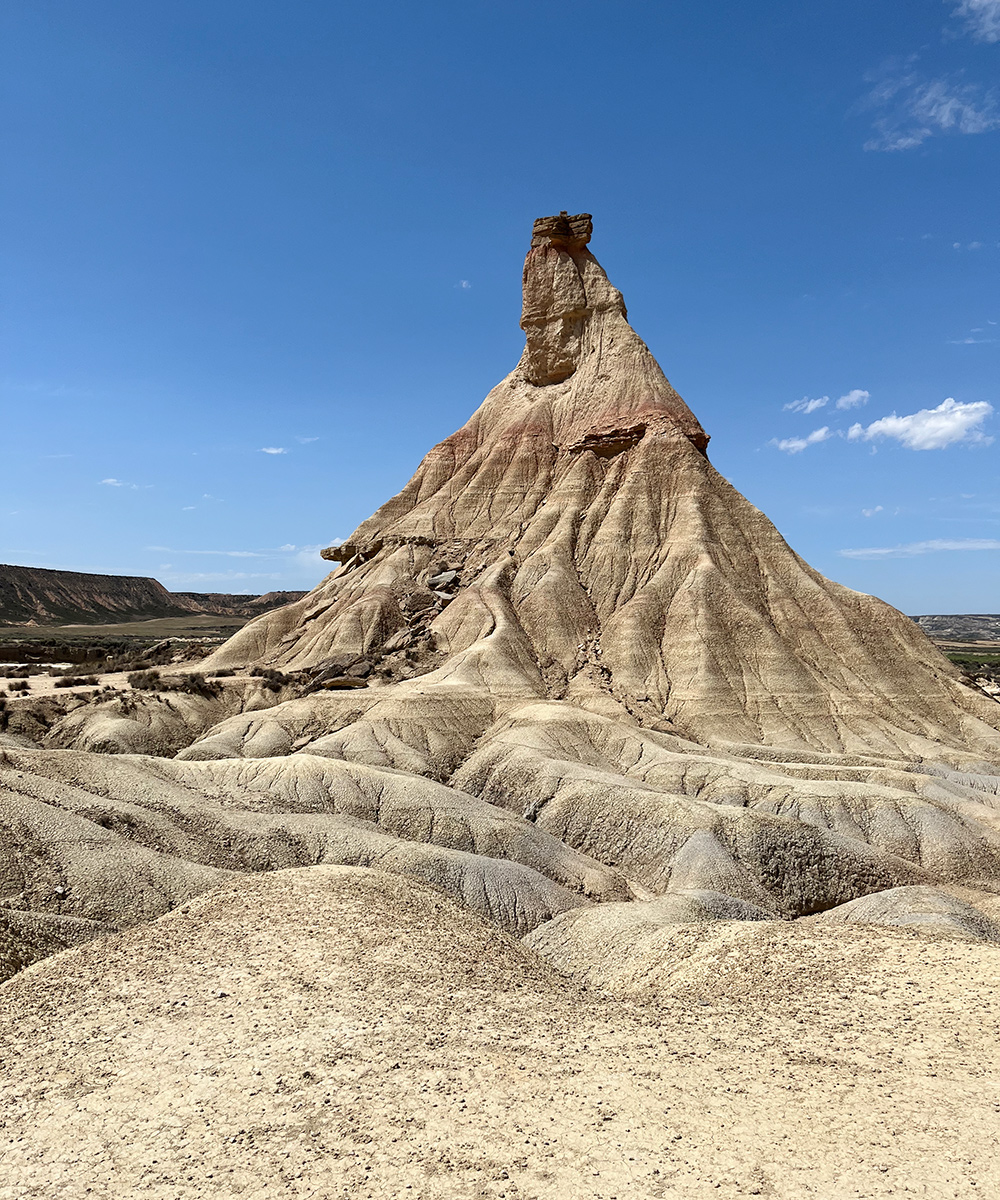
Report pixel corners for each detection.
[2,213,1000,1198]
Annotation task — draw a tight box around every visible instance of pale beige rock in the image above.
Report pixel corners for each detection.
[197,216,1000,763]
[813,883,1000,942]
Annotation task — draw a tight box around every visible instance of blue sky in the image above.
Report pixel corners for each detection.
[2,0,998,612]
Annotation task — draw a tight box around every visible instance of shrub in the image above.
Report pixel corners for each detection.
[128,670,161,691]
[169,673,221,697]
[55,675,99,689]
[250,666,296,692]
[127,670,220,698]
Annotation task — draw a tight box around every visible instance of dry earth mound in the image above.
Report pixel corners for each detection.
[2,866,999,1199]
[0,564,185,625]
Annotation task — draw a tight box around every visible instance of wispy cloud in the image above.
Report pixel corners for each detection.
[784,396,830,415]
[260,447,287,455]
[847,397,993,449]
[295,436,320,444]
[455,280,471,290]
[145,546,266,558]
[292,542,343,572]
[835,389,870,410]
[771,427,833,454]
[862,505,884,517]
[2,379,94,399]
[100,478,142,490]
[784,389,869,414]
[860,59,1000,151]
[948,319,998,343]
[950,0,1000,43]
[145,542,343,565]
[155,571,284,585]
[840,537,1000,559]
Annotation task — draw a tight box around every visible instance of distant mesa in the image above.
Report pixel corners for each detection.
[912,614,1000,643]
[0,563,305,627]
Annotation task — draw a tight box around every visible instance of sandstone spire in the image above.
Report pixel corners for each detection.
[197,213,998,762]
[520,211,606,385]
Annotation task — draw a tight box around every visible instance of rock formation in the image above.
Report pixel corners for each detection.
[3,213,1000,1197]
[198,215,997,760]
[0,563,305,626]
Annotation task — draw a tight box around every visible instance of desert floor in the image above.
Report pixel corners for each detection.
[2,865,998,1200]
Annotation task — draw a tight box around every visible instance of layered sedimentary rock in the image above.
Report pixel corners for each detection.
[200,213,1000,762]
[0,562,305,625]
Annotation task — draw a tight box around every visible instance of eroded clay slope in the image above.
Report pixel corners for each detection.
[202,212,1000,758]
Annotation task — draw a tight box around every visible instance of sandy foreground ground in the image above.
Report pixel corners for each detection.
[2,866,998,1200]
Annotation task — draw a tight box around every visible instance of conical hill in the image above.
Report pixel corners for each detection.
[206,212,1000,759]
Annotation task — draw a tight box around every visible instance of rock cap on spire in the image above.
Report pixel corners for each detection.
[530,211,592,250]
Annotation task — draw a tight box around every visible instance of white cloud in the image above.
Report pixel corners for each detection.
[951,0,1000,42]
[145,546,267,558]
[146,543,342,567]
[99,478,140,490]
[260,447,287,455]
[2,379,94,399]
[772,427,833,454]
[847,397,993,450]
[785,389,869,414]
[840,537,1000,559]
[181,506,196,511]
[293,541,343,572]
[949,336,997,344]
[862,505,884,517]
[156,571,284,585]
[295,436,320,444]
[861,60,1000,151]
[455,280,471,290]
[784,395,829,414]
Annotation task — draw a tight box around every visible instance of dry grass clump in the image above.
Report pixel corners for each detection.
[127,670,221,697]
